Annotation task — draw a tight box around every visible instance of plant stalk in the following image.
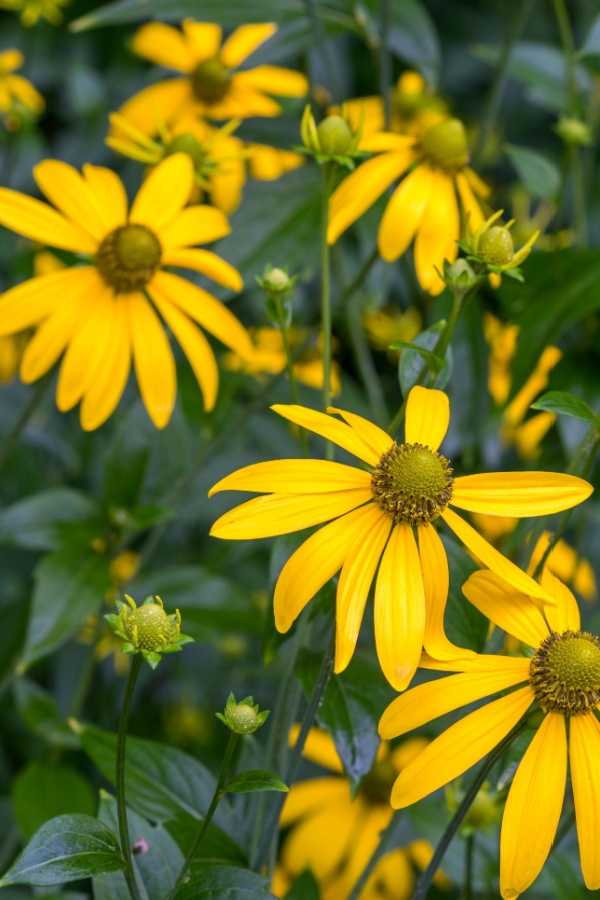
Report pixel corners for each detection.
[321,163,335,459]
[273,294,308,456]
[116,654,144,900]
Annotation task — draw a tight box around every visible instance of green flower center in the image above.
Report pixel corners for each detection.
[360,758,397,806]
[124,604,174,651]
[419,118,469,172]
[191,57,232,105]
[530,630,600,715]
[227,704,259,733]
[478,226,514,266]
[371,442,453,526]
[95,224,162,293]
[165,132,206,168]
[316,115,353,155]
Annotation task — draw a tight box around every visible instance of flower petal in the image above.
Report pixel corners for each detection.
[413,170,459,296]
[378,164,434,262]
[451,471,593,517]
[500,713,566,900]
[379,662,530,739]
[181,21,222,64]
[210,489,373,540]
[220,23,277,68]
[82,164,129,233]
[116,79,192,136]
[209,459,371,496]
[126,292,176,429]
[272,405,381,466]
[0,268,97,337]
[279,777,347,828]
[455,171,485,231]
[234,66,308,97]
[405,385,449,450]
[129,153,194,231]
[540,566,580,632]
[336,507,392,674]
[131,22,196,71]
[570,714,600,891]
[80,297,131,431]
[374,524,425,690]
[281,799,363,880]
[420,653,533,673]
[326,407,391,458]
[288,723,343,774]
[161,248,242,291]
[0,188,96,253]
[158,205,231,248]
[442,507,551,603]
[390,686,534,808]
[462,570,548,648]
[33,160,112,243]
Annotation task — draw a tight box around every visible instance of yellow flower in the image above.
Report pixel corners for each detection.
[247,144,304,180]
[327,118,489,295]
[109,550,141,586]
[0,0,67,25]
[0,49,44,123]
[119,21,308,136]
[209,385,591,689]
[381,567,600,898]
[274,726,449,899]
[0,153,252,429]
[362,305,422,354]
[223,326,341,394]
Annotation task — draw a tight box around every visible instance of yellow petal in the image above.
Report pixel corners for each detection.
[281,799,363,880]
[273,505,378,632]
[344,806,394,889]
[279,776,347,828]
[442,507,551,603]
[379,663,530,739]
[336,507,392,674]
[20,282,89,383]
[80,297,131,430]
[361,850,415,900]
[82,164,128,232]
[328,150,415,244]
[126,292,176,429]
[131,22,196,71]
[0,268,96,337]
[0,187,96,254]
[455,171,485,231]
[378,164,434,262]
[405,385,449,450]
[288,724,343,773]
[0,49,23,71]
[233,65,308,97]
[129,153,194,231]
[181,21,222,64]
[271,405,381,466]
[149,271,250,357]
[418,524,475,660]
[210,489,372,540]
[116,78,192,136]
[161,248,242,291]
[7,74,44,113]
[33,160,111,243]
[462,570,548,647]
[500,713,566,900]
[151,292,218,413]
[211,81,282,118]
[540,567,580,633]
[359,132,415,153]
[326,407,391,458]
[391,686,534,808]
[570,714,600,890]
[413,170,459,296]
[451,472,593,517]
[159,205,231,248]
[419,652,531,674]
[374,524,425,690]
[220,24,277,68]
[209,459,371,496]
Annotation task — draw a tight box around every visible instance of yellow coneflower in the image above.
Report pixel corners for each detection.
[0,49,44,123]
[118,21,308,135]
[0,153,252,429]
[381,567,600,898]
[209,386,591,689]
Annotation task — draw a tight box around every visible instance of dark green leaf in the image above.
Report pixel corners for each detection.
[284,869,320,900]
[0,488,97,551]
[173,865,276,899]
[222,770,288,794]
[398,320,453,395]
[442,534,488,653]
[102,405,153,510]
[505,144,561,200]
[577,13,600,67]
[13,678,79,748]
[530,390,599,425]
[0,814,123,886]
[11,760,96,841]
[165,812,247,870]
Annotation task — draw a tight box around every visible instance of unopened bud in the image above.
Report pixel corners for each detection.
[443,258,477,294]
[105,594,193,668]
[555,116,592,146]
[216,692,270,735]
[420,118,469,170]
[478,226,514,267]
[316,115,353,155]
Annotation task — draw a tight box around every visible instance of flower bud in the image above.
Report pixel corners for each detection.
[316,115,354,155]
[555,116,592,146]
[478,226,514,267]
[420,118,469,170]
[216,692,270,735]
[443,258,478,295]
[105,594,193,668]
[259,266,294,295]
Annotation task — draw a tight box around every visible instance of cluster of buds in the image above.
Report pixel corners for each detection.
[216,692,270,735]
[299,105,365,168]
[458,209,540,283]
[105,594,193,669]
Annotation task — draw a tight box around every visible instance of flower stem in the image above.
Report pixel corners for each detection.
[464,833,475,900]
[167,732,239,899]
[321,163,335,459]
[0,372,52,474]
[379,0,392,129]
[272,294,308,456]
[116,654,143,900]
[347,291,388,426]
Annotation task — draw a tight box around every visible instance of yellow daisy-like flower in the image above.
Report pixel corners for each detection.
[0,49,44,121]
[274,726,449,900]
[209,385,592,689]
[0,0,67,25]
[381,567,600,898]
[0,153,252,430]
[119,21,308,136]
[327,118,489,295]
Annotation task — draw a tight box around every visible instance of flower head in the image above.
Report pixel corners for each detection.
[462,209,539,281]
[106,594,193,669]
[216,691,269,734]
[118,21,308,136]
[380,567,600,897]
[0,153,252,429]
[300,105,364,168]
[209,386,592,689]
[0,49,44,128]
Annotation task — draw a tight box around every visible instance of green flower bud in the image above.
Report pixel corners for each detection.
[478,226,514,267]
[420,118,469,170]
[216,692,270,735]
[105,594,194,669]
[317,115,354,155]
[260,267,294,295]
[124,602,174,651]
[555,116,592,146]
[443,258,478,294]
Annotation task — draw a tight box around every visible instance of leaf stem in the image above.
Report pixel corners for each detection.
[116,654,143,900]
[0,373,52,474]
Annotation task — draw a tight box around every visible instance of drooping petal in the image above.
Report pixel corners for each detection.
[281,799,364,880]
[273,504,381,632]
[455,171,485,231]
[0,188,96,253]
[500,714,566,900]
[374,524,425,690]
[126,292,176,429]
[79,297,131,431]
[379,663,530,739]
[336,507,393,674]
[405,385,449,450]
[209,459,371,496]
[33,160,112,243]
[451,471,593,516]
[210,489,373,540]
[570,714,600,890]
[0,268,97,337]
[220,23,277,68]
[161,248,242,291]
[82,164,129,232]
[378,164,434,262]
[413,170,459,296]
[279,777,348,828]
[272,405,381,466]
[390,686,534,808]
[129,153,194,231]
[131,22,197,72]
[181,21,222,64]
[442,507,551,602]
[116,79,192,136]
[233,66,308,97]
[540,567,580,632]
[326,407,392,458]
[158,205,231,248]
[462,570,548,648]
[288,723,343,773]
[418,524,474,659]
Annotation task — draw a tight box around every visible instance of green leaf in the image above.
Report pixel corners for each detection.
[398,320,453,396]
[102,404,153,510]
[0,488,97,551]
[442,535,488,653]
[13,678,79,748]
[0,814,123,887]
[530,390,599,425]
[11,760,96,841]
[222,770,288,794]
[505,144,561,200]
[284,869,320,900]
[165,812,247,870]
[577,13,600,69]
[173,865,276,899]
[20,548,111,670]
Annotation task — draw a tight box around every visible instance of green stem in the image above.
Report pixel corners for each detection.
[412,722,526,900]
[464,833,474,900]
[321,164,335,459]
[338,246,379,307]
[116,654,144,900]
[379,0,392,129]
[273,294,308,456]
[167,732,239,899]
[347,292,388,426]
[0,373,52,474]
